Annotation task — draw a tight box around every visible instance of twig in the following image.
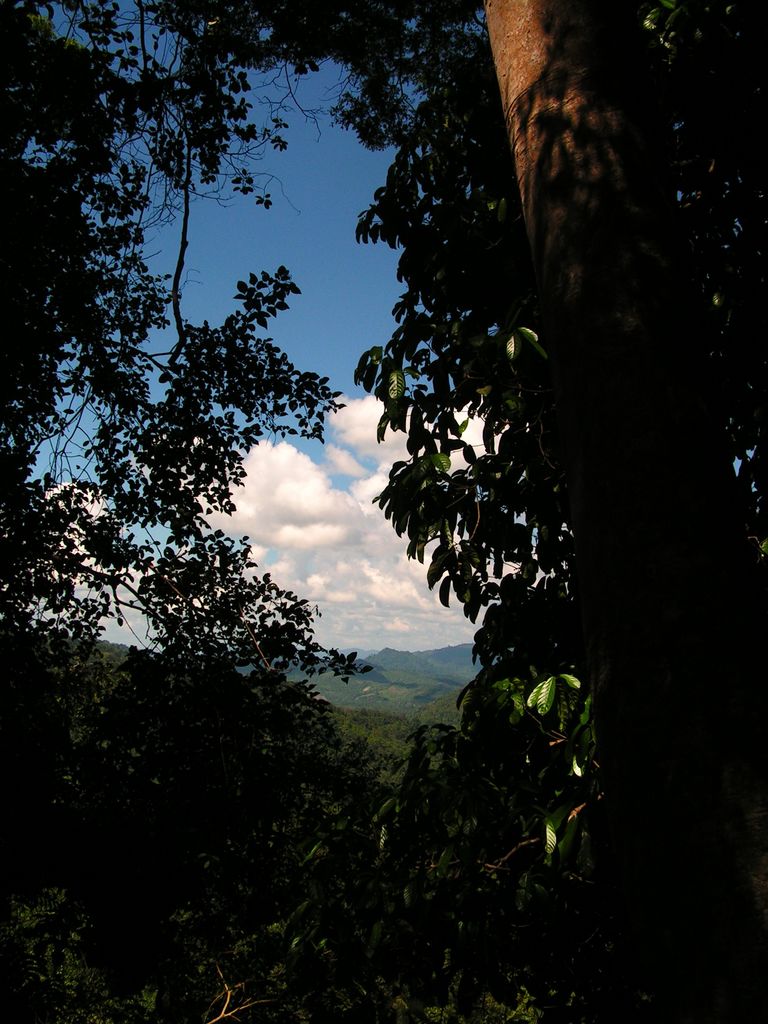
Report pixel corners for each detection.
[467,500,481,543]
[204,965,276,1024]
[483,836,540,871]
[240,612,274,672]
[568,802,587,822]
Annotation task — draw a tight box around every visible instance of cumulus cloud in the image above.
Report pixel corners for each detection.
[324,443,367,478]
[330,394,409,466]
[212,441,363,551]
[208,395,478,651]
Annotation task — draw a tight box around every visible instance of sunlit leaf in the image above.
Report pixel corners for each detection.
[506,333,520,361]
[559,673,581,689]
[526,676,556,715]
[544,818,557,856]
[430,453,451,473]
[388,369,405,398]
[515,326,548,359]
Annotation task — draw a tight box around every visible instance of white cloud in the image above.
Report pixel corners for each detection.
[330,394,409,466]
[212,441,363,550]
[324,443,367,478]
[349,470,388,510]
[207,397,478,651]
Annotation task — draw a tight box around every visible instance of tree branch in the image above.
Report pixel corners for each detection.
[204,965,276,1024]
[482,836,540,872]
[170,136,192,364]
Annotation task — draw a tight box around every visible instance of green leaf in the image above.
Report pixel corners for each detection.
[544,818,557,856]
[435,843,454,877]
[368,920,382,951]
[557,814,581,862]
[375,796,397,820]
[388,369,405,398]
[505,333,520,362]
[515,326,547,360]
[302,840,323,865]
[430,452,451,473]
[559,673,581,690]
[526,676,556,715]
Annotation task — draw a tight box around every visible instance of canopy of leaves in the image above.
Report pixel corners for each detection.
[1,638,378,1022]
[289,0,768,1018]
[354,0,768,677]
[0,5,370,1019]
[0,0,345,667]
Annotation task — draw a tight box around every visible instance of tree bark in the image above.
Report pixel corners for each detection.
[484,1,768,1019]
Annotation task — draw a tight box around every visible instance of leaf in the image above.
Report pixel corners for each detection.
[515,326,548,359]
[388,369,405,398]
[430,452,451,473]
[291,899,310,924]
[427,551,448,589]
[302,840,323,865]
[375,796,397,820]
[505,334,520,362]
[544,818,557,856]
[559,673,581,689]
[435,843,454,877]
[557,814,581,862]
[526,676,556,715]
[367,920,382,952]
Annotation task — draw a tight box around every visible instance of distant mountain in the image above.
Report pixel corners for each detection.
[365,645,473,683]
[311,643,476,712]
[91,639,476,714]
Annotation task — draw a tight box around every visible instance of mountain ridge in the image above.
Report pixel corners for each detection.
[314,643,476,711]
[90,640,476,713]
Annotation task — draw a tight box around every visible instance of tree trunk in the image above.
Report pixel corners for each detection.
[483,1,768,1019]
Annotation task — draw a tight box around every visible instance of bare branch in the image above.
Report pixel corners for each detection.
[203,965,276,1024]
[482,836,541,872]
[170,136,193,363]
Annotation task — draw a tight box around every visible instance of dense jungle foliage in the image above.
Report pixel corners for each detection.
[1,0,765,1021]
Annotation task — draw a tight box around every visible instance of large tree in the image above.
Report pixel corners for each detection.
[481,2,768,1019]
[346,1,768,1019]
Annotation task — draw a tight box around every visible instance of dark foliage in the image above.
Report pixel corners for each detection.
[0,0,341,662]
[4,1,766,1021]
[290,1,768,1019]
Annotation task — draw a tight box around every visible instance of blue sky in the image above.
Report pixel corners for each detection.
[120,67,480,654]
[168,84,403,397]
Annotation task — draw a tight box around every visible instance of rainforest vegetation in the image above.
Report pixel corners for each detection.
[1,1,766,1021]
